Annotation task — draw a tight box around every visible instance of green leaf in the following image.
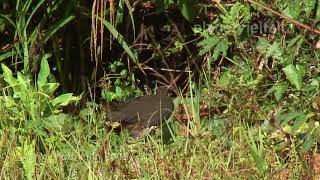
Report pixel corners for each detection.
[1,95,17,108]
[17,140,36,180]
[299,137,316,154]
[202,118,226,137]
[37,55,50,90]
[17,72,29,92]
[291,114,307,132]
[273,83,289,101]
[1,63,18,90]
[266,41,283,60]
[282,64,305,90]
[257,38,284,60]
[0,18,5,32]
[101,18,138,63]
[120,69,127,76]
[0,51,17,62]
[217,70,232,88]
[41,83,59,95]
[123,0,136,37]
[100,16,146,74]
[283,0,301,19]
[317,3,320,22]
[303,0,316,17]
[221,2,251,34]
[278,111,305,125]
[212,38,229,60]
[247,128,269,175]
[256,37,270,52]
[51,93,80,108]
[102,91,117,101]
[287,35,303,48]
[198,35,219,56]
[310,78,320,89]
[178,0,198,22]
[115,86,123,97]
[43,113,70,132]
[44,15,75,43]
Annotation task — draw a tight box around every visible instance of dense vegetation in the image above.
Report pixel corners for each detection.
[1,0,320,179]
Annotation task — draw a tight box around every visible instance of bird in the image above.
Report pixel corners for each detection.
[102,86,174,138]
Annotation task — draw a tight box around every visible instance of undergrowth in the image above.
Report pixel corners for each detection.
[1,0,320,179]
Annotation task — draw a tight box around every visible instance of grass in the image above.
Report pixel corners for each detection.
[0,53,318,179]
[1,67,319,179]
[1,1,320,179]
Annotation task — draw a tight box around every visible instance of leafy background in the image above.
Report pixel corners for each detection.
[1,0,320,179]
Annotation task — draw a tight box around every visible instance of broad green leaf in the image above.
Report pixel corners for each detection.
[291,114,307,132]
[41,83,59,95]
[120,69,127,76]
[278,111,305,125]
[1,64,18,89]
[17,72,29,91]
[282,64,305,90]
[115,86,123,97]
[296,64,306,77]
[203,118,226,137]
[37,55,50,89]
[102,91,117,101]
[16,74,29,103]
[51,93,80,107]
[43,113,69,132]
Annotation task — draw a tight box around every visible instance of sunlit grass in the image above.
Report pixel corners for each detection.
[1,64,319,179]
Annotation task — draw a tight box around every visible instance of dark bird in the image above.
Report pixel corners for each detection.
[102,86,174,138]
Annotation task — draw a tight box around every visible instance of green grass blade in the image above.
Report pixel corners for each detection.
[101,18,138,63]
[44,15,76,43]
[25,0,45,31]
[0,51,17,62]
[0,14,16,29]
[124,0,135,38]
